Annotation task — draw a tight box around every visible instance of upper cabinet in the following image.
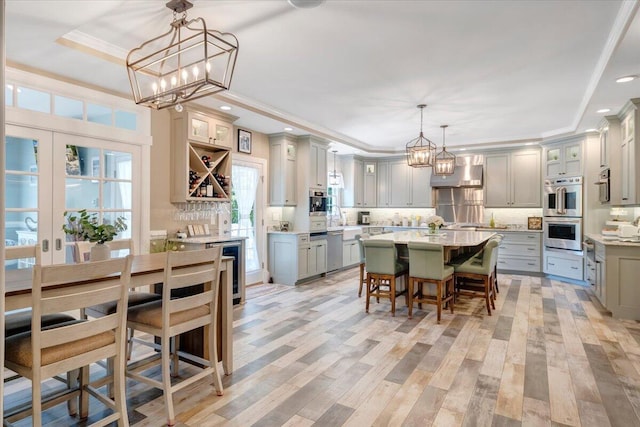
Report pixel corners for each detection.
[269,134,297,206]
[485,149,541,208]
[342,156,364,208]
[170,109,232,203]
[363,161,377,207]
[385,159,432,208]
[184,111,233,149]
[377,161,390,207]
[309,142,327,190]
[543,139,582,178]
[619,99,640,205]
[599,116,621,170]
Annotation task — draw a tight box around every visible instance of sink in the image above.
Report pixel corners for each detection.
[342,226,363,240]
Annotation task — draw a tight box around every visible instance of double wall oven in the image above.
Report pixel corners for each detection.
[543,176,583,252]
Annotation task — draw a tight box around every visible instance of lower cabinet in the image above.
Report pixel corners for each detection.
[593,242,640,320]
[543,247,583,281]
[342,239,360,268]
[496,232,541,273]
[268,233,327,286]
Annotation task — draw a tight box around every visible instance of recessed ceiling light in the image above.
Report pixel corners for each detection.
[284,127,293,131]
[585,128,597,132]
[616,75,637,83]
[220,105,231,111]
[525,142,534,146]
[458,148,466,151]
[597,108,611,113]
[288,0,325,9]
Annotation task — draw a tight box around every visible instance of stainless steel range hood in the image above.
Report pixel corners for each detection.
[430,156,483,188]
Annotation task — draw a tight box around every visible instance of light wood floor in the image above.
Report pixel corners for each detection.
[6,267,640,426]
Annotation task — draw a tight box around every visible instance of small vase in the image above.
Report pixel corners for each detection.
[90,243,111,261]
[428,226,438,235]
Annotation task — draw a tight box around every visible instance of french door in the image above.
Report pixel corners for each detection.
[4,124,139,270]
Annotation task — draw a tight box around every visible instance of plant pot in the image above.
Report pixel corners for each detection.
[90,243,111,262]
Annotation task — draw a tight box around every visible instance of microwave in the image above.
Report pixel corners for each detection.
[544,217,582,251]
[309,190,328,216]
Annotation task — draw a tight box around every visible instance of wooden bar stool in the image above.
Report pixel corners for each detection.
[454,238,500,315]
[355,233,369,297]
[407,242,455,323]
[363,240,409,316]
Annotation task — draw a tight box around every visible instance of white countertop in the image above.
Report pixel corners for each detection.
[168,235,246,244]
[367,230,497,247]
[585,233,640,247]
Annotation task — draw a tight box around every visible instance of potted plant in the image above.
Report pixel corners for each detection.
[62,209,127,261]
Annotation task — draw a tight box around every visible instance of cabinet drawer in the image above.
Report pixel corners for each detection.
[499,241,540,256]
[298,234,310,244]
[497,256,540,273]
[545,255,583,280]
[500,232,541,244]
[310,218,327,232]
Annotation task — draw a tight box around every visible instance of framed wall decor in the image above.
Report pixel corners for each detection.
[528,216,542,230]
[238,129,252,154]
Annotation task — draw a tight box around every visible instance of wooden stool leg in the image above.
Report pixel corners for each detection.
[358,263,365,297]
[390,277,396,317]
[494,266,500,293]
[485,277,492,315]
[407,277,413,319]
[448,278,454,314]
[436,279,442,323]
[365,273,371,313]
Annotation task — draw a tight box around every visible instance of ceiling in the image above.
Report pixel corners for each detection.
[5,0,640,155]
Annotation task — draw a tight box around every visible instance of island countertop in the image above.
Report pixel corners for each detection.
[367,230,497,247]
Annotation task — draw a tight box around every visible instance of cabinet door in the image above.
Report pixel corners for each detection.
[363,162,377,207]
[484,154,510,207]
[377,161,390,207]
[511,150,541,207]
[354,159,364,207]
[211,119,232,149]
[187,112,211,144]
[599,127,608,168]
[410,166,431,207]
[314,241,327,274]
[389,161,409,207]
[545,147,562,177]
[269,141,296,206]
[298,246,309,279]
[310,143,327,190]
[621,140,632,204]
[342,241,352,267]
[563,143,582,176]
[285,156,297,205]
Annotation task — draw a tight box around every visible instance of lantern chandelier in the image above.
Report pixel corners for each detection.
[405,104,436,168]
[434,125,456,175]
[126,0,239,110]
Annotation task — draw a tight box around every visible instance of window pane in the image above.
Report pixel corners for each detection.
[65,145,101,177]
[5,84,13,106]
[104,151,132,179]
[115,110,137,131]
[87,103,112,126]
[54,95,83,120]
[103,211,131,239]
[5,136,38,172]
[65,178,99,209]
[17,86,50,113]
[5,174,37,209]
[104,181,132,210]
[5,211,38,245]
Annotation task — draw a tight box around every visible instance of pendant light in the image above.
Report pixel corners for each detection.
[434,125,456,175]
[328,150,343,188]
[405,104,436,168]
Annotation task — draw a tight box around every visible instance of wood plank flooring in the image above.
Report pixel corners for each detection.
[5,268,640,426]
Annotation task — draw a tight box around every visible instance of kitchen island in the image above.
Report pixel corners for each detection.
[367,229,497,247]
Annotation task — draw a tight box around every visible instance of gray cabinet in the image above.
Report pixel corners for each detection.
[619,99,639,205]
[363,161,377,207]
[594,242,640,320]
[544,140,582,178]
[268,233,327,285]
[342,239,360,268]
[342,156,364,208]
[485,149,541,208]
[268,135,297,206]
[377,161,390,207]
[310,142,327,190]
[385,159,432,208]
[599,115,622,204]
[496,232,541,273]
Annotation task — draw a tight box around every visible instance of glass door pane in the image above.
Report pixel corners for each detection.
[4,126,53,270]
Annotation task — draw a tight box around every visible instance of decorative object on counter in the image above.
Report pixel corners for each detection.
[527,216,542,230]
[434,124,456,176]
[238,129,252,154]
[150,230,169,253]
[405,104,436,168]
[187,223,211,237]
[426,215,444,234]
[62,209,128,261]
[489,214,496,228]
[126,0,239,110]
[279,221,290,232]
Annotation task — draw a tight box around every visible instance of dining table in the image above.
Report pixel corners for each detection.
[4,252,235,376]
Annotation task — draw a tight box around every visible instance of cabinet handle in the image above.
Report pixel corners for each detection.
[42,239,49,252]
[549,262,555,266]
[55,238,62,251]
[571,266,578,270]
[528,263,535,266]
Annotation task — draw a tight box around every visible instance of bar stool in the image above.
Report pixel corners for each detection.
[363,240,408,316]
[407,242,455,323]
[126,247,224,426]
[454,238,500,315]
[355,233,369,297]
[4,257,132,427]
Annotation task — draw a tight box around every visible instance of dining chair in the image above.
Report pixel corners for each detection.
[4,256,132,427]
[362,239,409,316]
[75,238,134,263]
[454,238,500,315]
[355,233,370,297]
[126,246,224,426]
[407,242,455,323]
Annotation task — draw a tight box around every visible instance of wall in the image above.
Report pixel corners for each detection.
[148,108,270,239]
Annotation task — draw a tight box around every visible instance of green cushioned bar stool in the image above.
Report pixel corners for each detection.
[355,234,369,298]
[407,242,455,323]
[363,239,409,316]
[454,238,500,315]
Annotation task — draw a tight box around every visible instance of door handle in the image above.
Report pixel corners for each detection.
[42,239,49,252]
[55,238,62,251]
